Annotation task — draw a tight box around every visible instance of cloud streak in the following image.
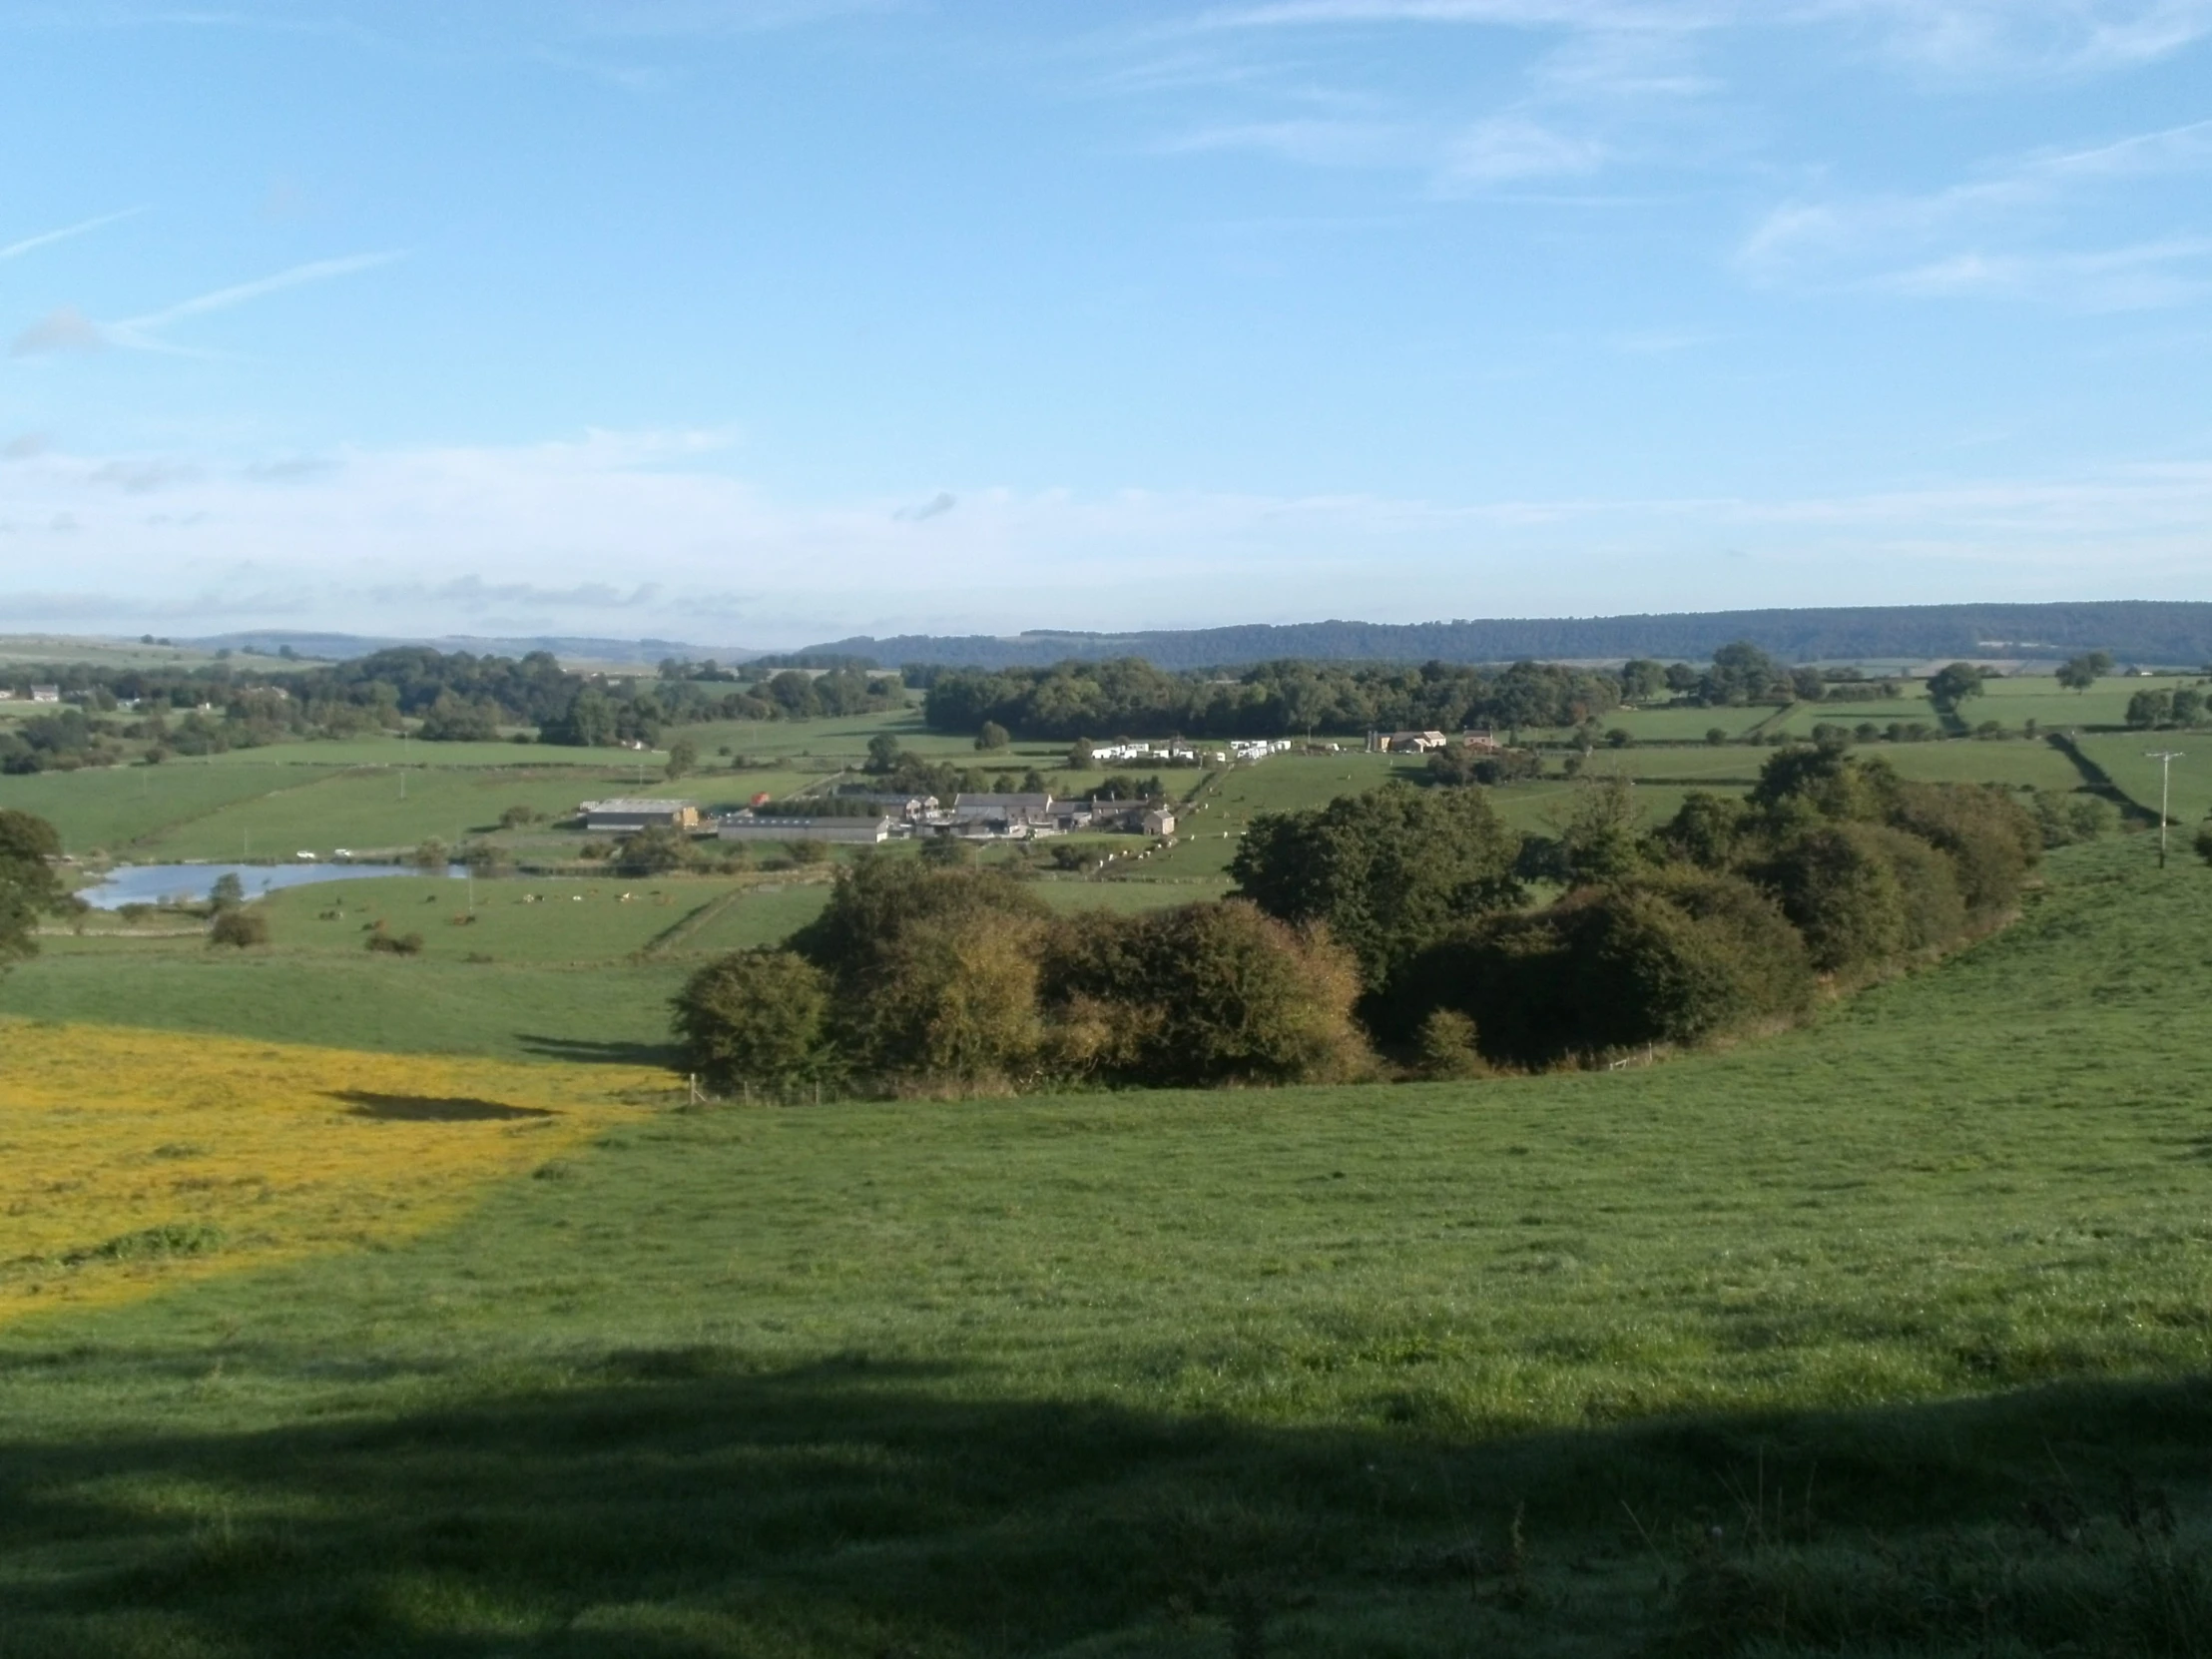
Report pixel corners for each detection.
[0,206,146,265]
[110,251,402,343]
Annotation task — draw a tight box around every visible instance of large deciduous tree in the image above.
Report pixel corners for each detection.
[0,810,66,970]
[1229,781,1520,990]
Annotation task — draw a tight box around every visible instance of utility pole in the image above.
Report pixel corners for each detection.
[2146,750,2184,867]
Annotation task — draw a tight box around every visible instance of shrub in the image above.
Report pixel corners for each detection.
[785,839,830,866]
[615,825,692,874]
[794,858,1053,1084]
[1414,1007,1485,1079]
[1385,868,1811,1068]
[365,929,424,956]
[1886,782,2038,917]
[2031,789,2115,848]
[672,949,833,1088]
[2196,823,2212,867]
[1043,901,1372,1088]
[1754,825,1907,975]
[857,908,1047,1085]
[207,907,270,948]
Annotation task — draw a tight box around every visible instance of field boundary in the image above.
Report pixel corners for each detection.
[2046,732,2159,823]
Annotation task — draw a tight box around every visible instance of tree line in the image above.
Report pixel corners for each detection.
[674,742,2062,1094]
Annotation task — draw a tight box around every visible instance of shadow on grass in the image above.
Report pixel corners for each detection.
[518,1032,681,1068]
[332,1091,557,1123]
[1,1351,2209,1658]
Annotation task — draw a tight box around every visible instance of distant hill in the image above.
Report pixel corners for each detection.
[184,632,762,667]
[800,602,2212,671]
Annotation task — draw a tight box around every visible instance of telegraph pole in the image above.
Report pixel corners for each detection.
[2146,750,2183,867]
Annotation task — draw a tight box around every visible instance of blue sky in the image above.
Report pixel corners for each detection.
[2,0,2210,647]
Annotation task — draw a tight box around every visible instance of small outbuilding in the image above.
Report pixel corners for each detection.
[578,799,701,832]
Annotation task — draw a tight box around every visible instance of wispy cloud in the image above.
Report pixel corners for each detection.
[1440,115,1607,185]
[1741,117,2212,307]
[110,251,402,344]
[0,206,146,265]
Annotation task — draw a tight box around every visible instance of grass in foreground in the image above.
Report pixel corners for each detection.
[1,839,2210,1654]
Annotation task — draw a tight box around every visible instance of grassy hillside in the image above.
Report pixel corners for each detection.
[4,839,2211,1656]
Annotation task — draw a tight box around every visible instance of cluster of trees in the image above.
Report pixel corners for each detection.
[0,708,119,774]
[2125,684,2209,729]
[7,648,905,757]
[1230,748,2043,1072]
[673,858,1372,1092]
[921,657,1624,742]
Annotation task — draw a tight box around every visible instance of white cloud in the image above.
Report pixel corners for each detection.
[2,430,2209,642]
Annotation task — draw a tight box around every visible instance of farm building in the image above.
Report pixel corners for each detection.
[28,685,61,704]
[1142,808,1176,836]
[578,799,701,832]
[719,814,893,844]
[950,793,1057,829]
[1367,730,1450,754]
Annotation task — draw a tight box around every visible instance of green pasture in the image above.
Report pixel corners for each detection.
[1971,674,2145,730]
[124,770,670,860]
[1769,695,1930,737]
[256,875,737,963]
[2072,734,2212,828]
[0,934,686,1064]
[1853,739,2087,791]
[200,735,614,769]
[6,841,2212,1655]
[1586,701,1779,741]
[0,634,240,671]
[0,764,351,854]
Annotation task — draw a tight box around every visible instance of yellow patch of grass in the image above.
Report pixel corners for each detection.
[0,1018,664,1323]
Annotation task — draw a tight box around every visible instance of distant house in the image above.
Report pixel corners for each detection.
[719,814,892,845]
[28,685,61,704]
[1368,730,1451,754]
[578,799,701,832]
[1461,729,1501,751]
[1142,808,1177,836]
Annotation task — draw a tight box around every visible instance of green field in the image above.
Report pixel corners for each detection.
[5,839,2212,1656]
[0,763,355,854]
[2072,734,2212,829]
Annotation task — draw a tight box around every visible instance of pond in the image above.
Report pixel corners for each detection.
[80,862,468,910]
